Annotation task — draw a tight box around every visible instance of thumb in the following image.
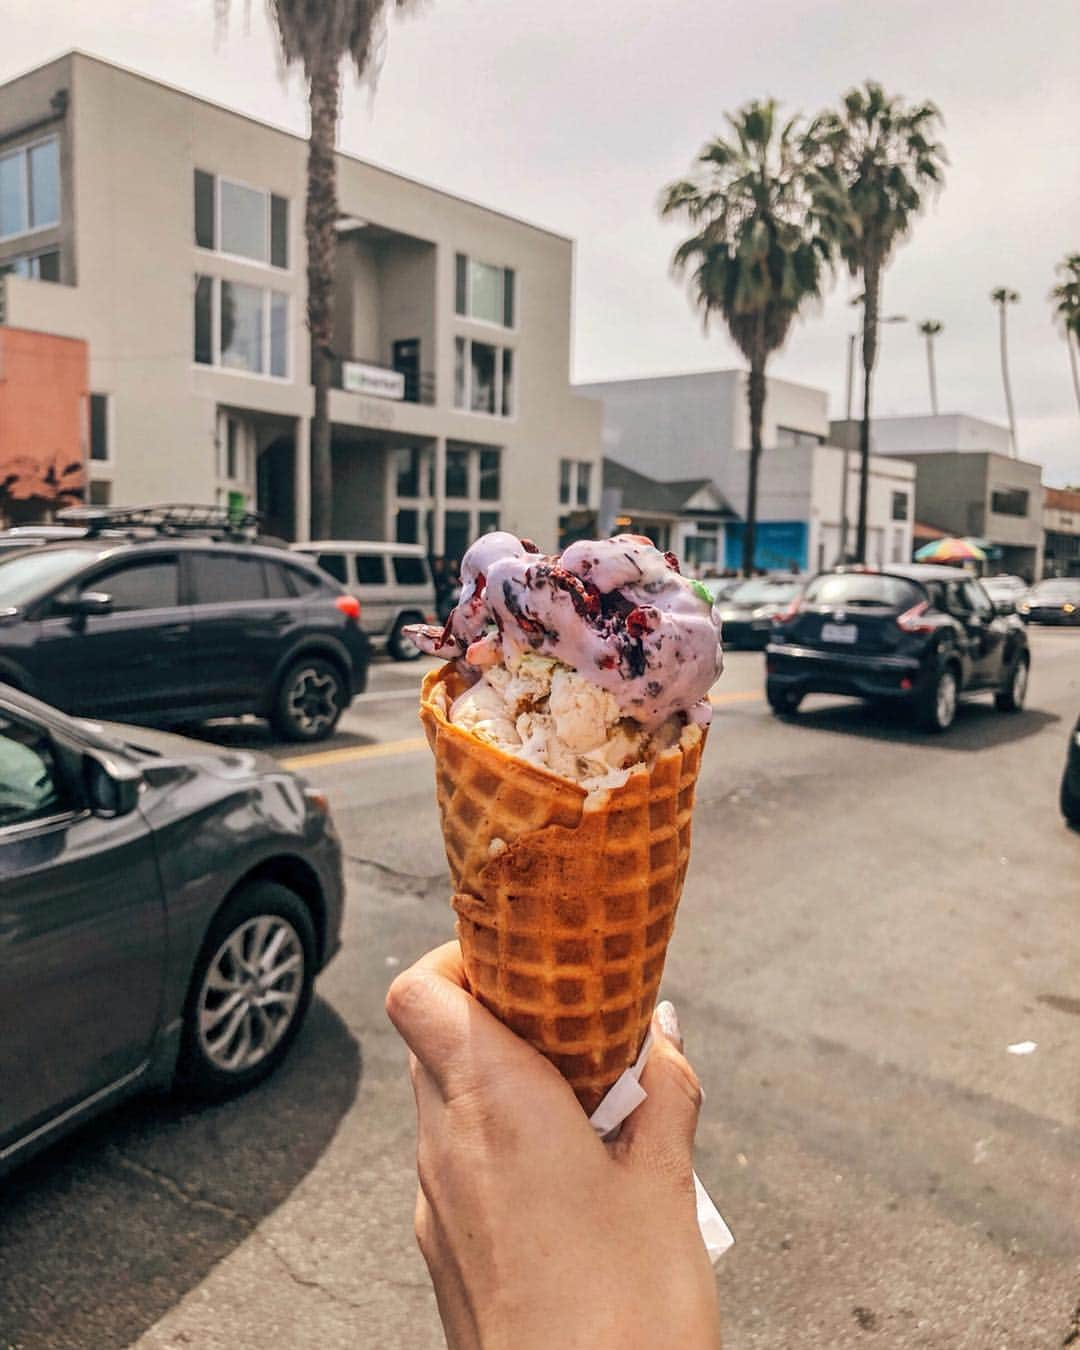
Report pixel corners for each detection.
[616,1001,703,1183]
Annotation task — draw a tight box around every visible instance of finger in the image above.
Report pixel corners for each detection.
[386,940,571,1105]
[617,1001,702,1185]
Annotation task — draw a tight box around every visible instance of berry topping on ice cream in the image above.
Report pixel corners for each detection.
[406,531,723,732]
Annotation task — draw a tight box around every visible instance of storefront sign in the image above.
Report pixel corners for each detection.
[341,361,405,401]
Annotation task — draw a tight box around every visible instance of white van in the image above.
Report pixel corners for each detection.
[292,540,437,660]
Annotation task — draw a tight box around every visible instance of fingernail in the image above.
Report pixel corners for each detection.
[655,1000,683,1052]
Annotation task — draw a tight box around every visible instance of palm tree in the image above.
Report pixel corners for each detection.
[804,82,946,562]
[990,287,1020,456]
[660,101,836,575]
[216,0,415,539]
[1050,253,1080,416]
[917,319,943,415]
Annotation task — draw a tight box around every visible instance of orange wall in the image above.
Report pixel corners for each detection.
[0,326,89,516]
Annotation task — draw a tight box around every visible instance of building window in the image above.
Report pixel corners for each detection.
[195,275,289,378]
[395,447,422,498]
[395,508,419,544]
[89,394,110,463]
[991,487,1029,518]
[0,249,60,282]
[454,253,515,327]
[776,425,825,447]
[453,337,515,417]
[194,170,289,269]
[891,491,909,521]
[88,480,112,506]
[477,510,500,536]
[445,510,472,563]
[559,459,594,509]
[445,447,470,499]
[216,412,255,486]
[890,526,906,563]
[0,136,60,240]
[478,449,501,501]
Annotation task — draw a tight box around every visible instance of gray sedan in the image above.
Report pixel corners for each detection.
[0,686,344,1176]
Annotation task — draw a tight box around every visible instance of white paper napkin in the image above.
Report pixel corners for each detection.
[588,1031,735,1264]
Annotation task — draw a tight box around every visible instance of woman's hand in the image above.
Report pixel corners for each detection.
[386,941,721,1350]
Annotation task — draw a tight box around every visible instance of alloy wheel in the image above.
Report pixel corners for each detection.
[287,667,340,736]
[936,670,957,729]
[1012,659,1028,708]
[197,916,305,1073]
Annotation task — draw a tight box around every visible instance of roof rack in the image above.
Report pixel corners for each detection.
[57,503,265,540]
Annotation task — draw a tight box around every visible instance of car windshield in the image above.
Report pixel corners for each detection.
[730,579,799,605]
[803,573,921,609]
[0,548,94,607]
[1028,580,1080,600]
[982,577,1022,595]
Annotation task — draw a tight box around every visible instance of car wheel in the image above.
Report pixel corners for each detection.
[177,881,316,1098]
[918,665,958,733]
[389,615,423,662]
[271,657,345,741]
[766,681,803,716]
[1062,773,1080,828]
[995,654,1029,712]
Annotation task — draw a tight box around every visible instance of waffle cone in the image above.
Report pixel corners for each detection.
[419,663,706,1113]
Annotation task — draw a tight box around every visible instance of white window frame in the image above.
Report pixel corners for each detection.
[387,443,503,549]
[195,170,290,273]
[558,458,594,510]
[215,410,257,490]
[453,336,516,420]
[454,253,517,332]
[0,135,61,243]
[194,275,292,382]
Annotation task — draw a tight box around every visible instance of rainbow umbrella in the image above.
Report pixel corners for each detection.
[914,537,987,563]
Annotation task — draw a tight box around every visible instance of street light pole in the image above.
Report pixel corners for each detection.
[837,315,908,565]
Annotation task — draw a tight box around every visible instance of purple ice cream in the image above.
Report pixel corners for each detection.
[406,531,723,730]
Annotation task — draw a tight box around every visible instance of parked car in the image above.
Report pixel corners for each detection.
[716,576,805,650]
[980,574,1029,612]
[1018,578,1080,625]
[0,512,369,742]
[292,540,437,661]
[0,684,344,1175]
[766,564,1030,732]
[1061,713,1080,827]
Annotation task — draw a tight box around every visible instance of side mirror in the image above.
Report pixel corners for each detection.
[84,752,142,817]
[56,591,113,619]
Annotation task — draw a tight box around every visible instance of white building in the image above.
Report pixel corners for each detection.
[0,52,602,556]
[829,413,1013,458]
[579,370,914,571]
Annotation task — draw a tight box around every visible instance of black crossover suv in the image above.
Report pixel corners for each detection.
[765,565,1030,732]
[0,685,344,1175]
[0,512,369,741]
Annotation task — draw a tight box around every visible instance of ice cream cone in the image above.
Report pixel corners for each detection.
[419,663,707,1113]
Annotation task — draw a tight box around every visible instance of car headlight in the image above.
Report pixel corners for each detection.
[1064,603,1076,614]
[1019,602,1030,612]
[751,605,775,620]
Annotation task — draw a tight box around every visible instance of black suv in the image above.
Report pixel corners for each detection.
[0,507,369,741]
[765,564,1030,732]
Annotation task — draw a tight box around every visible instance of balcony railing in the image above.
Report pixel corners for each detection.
[330,356,436,406]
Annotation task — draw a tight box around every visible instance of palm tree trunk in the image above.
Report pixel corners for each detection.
[1068,333,1080,417]
[926,333,939,416]
[855,261,880,564]
[742,358,766,576]
[998,302,1019,457]
[305,58,341,540]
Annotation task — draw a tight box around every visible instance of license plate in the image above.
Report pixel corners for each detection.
[821,622,857,644]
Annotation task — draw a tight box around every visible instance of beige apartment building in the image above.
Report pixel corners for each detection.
[0,52,601,555]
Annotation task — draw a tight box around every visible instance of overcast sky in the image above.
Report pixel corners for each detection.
[4,0,1079,483]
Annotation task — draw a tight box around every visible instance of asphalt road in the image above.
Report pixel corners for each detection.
[1,632,1078,1350]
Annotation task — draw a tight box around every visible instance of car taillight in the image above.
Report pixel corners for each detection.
[335,595,361,622]
[897,600,934,634]
[776,596,802,624]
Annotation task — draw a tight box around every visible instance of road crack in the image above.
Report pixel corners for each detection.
[111,1152,420,1312]
[346,854,448,898]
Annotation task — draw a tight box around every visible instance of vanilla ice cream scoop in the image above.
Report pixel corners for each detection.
[406,532,723,730]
